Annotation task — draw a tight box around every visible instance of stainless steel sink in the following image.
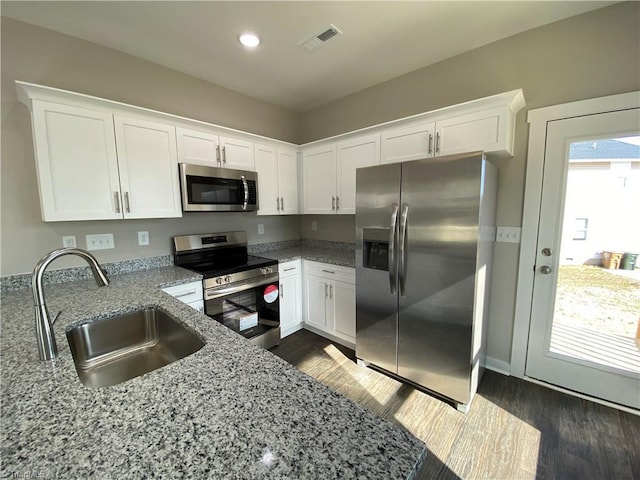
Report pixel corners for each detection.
[66,307,205,388]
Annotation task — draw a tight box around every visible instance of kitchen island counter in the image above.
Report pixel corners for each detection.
[1,266,424,479]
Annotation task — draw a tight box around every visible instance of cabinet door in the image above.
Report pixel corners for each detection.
[331,280,356,342]
[381,122,435,164]
[114,116,182,219]
[31,101,121,221]
[435,107,507,157]
[176,127,220,167]
[219,135,255,170]
[280,274,302,338]
[337,133,380,214]
[277,147,299,215]
[255,143,280,215]
[302,145,337,214]
[304,275,329,331]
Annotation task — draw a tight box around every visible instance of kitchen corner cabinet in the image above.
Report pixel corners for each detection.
[303,261,355,347]
[28,100,181,221]
[162,280,204,313]
[176,127,255,171]
[279,260,303,337]
[302,133,380,214]
[255,144,298,215]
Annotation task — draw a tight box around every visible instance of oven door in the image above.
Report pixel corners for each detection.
[204,274,279,340]
[179,163,258,212]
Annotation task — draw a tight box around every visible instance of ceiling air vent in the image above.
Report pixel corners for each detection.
[298,24,343,52]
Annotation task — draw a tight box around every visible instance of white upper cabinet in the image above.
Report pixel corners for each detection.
[381,122,435,164]
[336,133,381,214]
[176,127,220,166]
[255,143,299,215]
[176,127,255,171]
[28,100,181,221]
[219,135,255,170]
[30,101,122,221]
[435,106,513,157]
[302,144,337,214]
[113,116,182,219]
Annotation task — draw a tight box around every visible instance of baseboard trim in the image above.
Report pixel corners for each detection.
[484,356,511,376]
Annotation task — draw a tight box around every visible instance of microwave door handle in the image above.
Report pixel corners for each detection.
[241,175,249,211]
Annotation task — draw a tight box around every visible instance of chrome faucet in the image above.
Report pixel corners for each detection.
[32,247,110,361]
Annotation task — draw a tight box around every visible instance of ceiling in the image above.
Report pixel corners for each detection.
[1,1,616,112]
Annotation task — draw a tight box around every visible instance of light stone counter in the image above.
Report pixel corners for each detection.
[1,266,425,479]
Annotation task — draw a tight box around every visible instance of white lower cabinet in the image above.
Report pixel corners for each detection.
[162,280,204,313]
[279,260,302,338]
[303,261,355,347]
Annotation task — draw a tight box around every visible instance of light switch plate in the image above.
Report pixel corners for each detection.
[86,233,115,250]
[311,221,318,231]
[138,231,150,246]
[62,235,77,248]
[496,226,521,243]
[258,224,264,235]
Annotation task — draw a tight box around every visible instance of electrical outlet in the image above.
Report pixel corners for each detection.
[258,224,264,235]
[138,231,150,246]
[62,236,77,248]
[311,221,318,231]
[496,226,521,244]
[86,233,115,250]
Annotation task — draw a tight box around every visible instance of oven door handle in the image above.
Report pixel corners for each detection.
[241,175,249,211]
[205,273,279,300]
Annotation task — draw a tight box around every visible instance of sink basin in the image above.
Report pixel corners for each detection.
[66,307,205,388]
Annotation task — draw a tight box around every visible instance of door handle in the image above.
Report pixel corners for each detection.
[324,283,328,298]
[435,132,441,153]
[542,248,552,256]
[280,197,284,211]
[336,196,340,211]
[539,266,552,274]
[280,283,284,299]
[124,192,131,213]
[398,204,409,296]
[389,204,399,295]
[428,133,433,154]
[216,145,221,166]
[276,198,280,211]
[222,146,227,164]
[241,175,248,210]
[114,192,121,213]
[331,196,335,211]
[329,284,333,299]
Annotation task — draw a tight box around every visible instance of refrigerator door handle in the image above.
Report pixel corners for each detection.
[389,204,400,294]
[398,204,409,296]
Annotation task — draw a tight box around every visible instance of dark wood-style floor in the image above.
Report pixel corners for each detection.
[270,329,640,480]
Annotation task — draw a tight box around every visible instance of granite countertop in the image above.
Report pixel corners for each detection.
[1,266,424,479]
[254,241,356,268]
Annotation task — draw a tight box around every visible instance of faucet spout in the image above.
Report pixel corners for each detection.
[32,247,109,361]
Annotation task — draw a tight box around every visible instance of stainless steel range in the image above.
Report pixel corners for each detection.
[172,231,280,349]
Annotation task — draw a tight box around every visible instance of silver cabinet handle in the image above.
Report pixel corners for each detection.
[398,204,409,296]
[321,269,335,274]
[222,146,227,164]
[331,196,335,210]
[124,192,131,213]
[114,192,121,213]
[435,132,441,153]
[283,267,296,272]
[336,196,340,211]
[216,145,221,166]
[324,283,328,298]
[389,204,399,294]
[280,197,284,211]
[539,266,552,274]
[428,133,433,154]
[241,175,248,211]
[280,283,284,299]
[329,284,333,299]
[276,198,280,211]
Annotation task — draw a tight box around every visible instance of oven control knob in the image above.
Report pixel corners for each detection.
[261,267,271,275]
[224,275,232,284]
[215,277,223,285]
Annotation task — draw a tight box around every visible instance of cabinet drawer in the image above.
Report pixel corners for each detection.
[162,281,203,304]
[279,260,301,277]
[304,260,354,284]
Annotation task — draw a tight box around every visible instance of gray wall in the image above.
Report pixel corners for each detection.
[298,2,640,367]
[1,17,301,275]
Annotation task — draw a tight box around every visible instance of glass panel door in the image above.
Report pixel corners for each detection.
[525,109,640,409]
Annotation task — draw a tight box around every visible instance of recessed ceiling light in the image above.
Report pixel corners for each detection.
[239,33,260,48]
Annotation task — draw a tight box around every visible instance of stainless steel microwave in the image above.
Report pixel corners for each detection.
[179,163,258,212]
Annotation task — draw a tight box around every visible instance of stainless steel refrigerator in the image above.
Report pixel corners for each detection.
[355,151,497,413]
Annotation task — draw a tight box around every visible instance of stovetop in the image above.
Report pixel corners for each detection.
[181,254,278,278]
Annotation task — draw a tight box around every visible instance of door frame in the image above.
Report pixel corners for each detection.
[511,91,640,381]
